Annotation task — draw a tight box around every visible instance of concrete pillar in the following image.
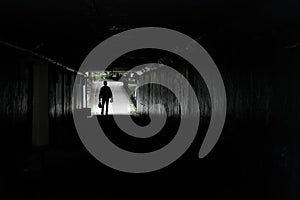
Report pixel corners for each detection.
[83,83,86,108]
[32,60,49,146]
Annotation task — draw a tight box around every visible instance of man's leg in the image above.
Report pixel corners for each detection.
[105,99,109,115]
[101,99,104,115]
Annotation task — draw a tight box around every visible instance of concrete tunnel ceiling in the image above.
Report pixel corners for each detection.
[87,49,194,72]
[0,0,222,69]
[2,0,300,71]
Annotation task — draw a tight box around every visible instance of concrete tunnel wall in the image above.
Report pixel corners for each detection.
[0,45,87,149]
[135,66,211,118]
[129,40,300,197]
[48,64,87,147]
[0,46,33,150]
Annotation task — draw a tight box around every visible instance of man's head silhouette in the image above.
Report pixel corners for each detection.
[103,81,107,86]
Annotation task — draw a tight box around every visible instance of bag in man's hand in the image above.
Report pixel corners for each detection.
[98,102,103,108]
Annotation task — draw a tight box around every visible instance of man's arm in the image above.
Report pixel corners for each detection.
[109,88,113,102]
[99,88,102,101]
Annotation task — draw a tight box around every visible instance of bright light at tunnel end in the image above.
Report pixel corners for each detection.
[72,27,227,173]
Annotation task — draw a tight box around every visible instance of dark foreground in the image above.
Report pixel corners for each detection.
[1,114,298,200]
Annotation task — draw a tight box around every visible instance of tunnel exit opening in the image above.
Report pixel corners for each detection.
[86,71,137,116]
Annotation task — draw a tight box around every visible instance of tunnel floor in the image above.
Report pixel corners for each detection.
[4,114,274,200]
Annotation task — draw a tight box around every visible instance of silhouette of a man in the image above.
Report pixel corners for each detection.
[99,81,113,115]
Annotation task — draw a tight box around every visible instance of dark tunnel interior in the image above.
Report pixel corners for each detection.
[1,0,300,199]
